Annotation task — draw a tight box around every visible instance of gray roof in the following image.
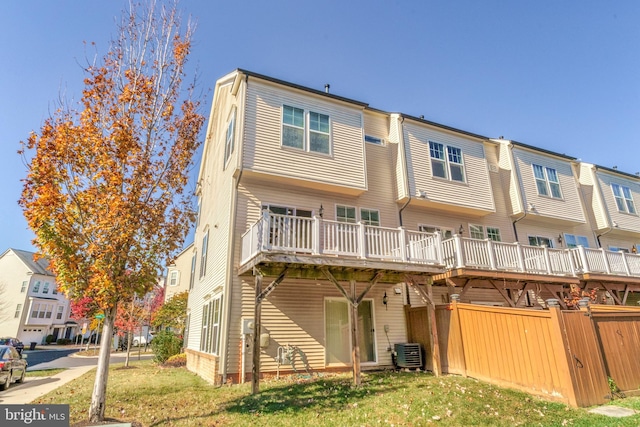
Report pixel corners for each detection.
[10,249,54,276]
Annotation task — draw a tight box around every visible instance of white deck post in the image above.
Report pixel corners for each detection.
[358,222,367,259]
[398,227,408,262]
[515,242,526,272]
[487,239,497,270]
[621,252,631,276]
[434,232,443,264]
[260,210,270,251]
[577,246,590,273]
[543,246,553,274]
[313,216,321,255]
[453,235,465,268]
[601,248,611,274]
[567,249,578,276]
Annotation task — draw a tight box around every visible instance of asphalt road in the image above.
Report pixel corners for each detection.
[24,347,153,370]
[23,348,81,369]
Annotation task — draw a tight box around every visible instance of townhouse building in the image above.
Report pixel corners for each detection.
[165,243,194,303]
[185,69,640,385]
[0,248,78,344]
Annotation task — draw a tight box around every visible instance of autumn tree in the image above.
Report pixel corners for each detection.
[19,1,204,422]
[152,290,188,333]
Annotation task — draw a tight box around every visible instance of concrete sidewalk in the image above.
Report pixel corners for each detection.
[0,365,96,404]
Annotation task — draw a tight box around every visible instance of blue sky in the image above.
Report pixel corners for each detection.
[1,1,639,253]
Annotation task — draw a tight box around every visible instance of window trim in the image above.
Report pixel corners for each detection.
[528,235,554,248]
[418,224,453,239]
[223,108,236,168]
[468,224,502,242]
[611,183,637,214]
[199,230,209,279]
[169,270,179,287]
[532,164,563,199]
[200,295,223,355]
[336,205,357,223]
[281,104,332,155]
[364,135,384,145]
[360,208,380,226]
[428,141,466,183]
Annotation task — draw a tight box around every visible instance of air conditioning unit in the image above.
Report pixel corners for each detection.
[394,343,423,369]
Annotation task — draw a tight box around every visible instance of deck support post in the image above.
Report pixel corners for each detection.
[350,279,361,386]
[251,271,262,395]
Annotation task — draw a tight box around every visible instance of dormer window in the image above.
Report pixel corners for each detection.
[533,164,562,198]
[611,183,636,214]
[428,141,465,182]
[282,105,331,155]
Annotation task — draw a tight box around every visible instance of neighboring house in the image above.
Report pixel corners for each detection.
[185,69,640,385]
[0,248,78,344]
[165,243,194,302]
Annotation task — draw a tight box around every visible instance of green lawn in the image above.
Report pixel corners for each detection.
[33,360,640,426]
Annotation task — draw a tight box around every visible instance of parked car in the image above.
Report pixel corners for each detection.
[0,345,27,391]
[0,338,24,355]
[132,333,154,346]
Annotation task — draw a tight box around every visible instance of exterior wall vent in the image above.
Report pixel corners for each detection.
[394,343,423,368]
[488,163,499,173]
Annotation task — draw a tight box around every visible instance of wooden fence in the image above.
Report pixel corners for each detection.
[407,302,640,407]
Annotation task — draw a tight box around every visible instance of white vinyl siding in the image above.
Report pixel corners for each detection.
[244,81,366,192]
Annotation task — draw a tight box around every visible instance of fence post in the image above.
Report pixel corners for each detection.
[487,239,497,270]
[546,303,580,408]
[515,242,526,271]
[453,235,465,268]
[543,246,553,274]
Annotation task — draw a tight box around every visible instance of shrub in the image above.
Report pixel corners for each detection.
[45,335,54,344]
[56,338,71,345]
[164,353,186,367]
[150,330,182,364]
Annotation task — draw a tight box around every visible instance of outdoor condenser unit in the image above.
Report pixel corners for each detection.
[394,343,423,369]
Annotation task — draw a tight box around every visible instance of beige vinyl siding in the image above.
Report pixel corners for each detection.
[513,148,586,223]
[595,171,640,232]
[186,79,238,353]
[515,221,596,249]
[363,110,389,142]
[403,121,495,212]
[497,141,524,215]
[578,163,609,231]
[243,80,367,191]
[390,114,408,201]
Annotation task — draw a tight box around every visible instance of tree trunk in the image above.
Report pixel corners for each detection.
[88,304,117,423]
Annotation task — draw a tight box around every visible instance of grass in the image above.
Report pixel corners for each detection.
[26,368,67,377]
[33,360,640,426]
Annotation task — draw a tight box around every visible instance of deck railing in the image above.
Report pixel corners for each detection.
[240,212,640,279]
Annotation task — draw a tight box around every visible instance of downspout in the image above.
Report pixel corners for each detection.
[398,116,411,227]
[509,141,527,242]
[220,72,248,384]
[596,226,613,248]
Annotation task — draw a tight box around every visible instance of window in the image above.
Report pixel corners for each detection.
[609,246,629,253]
[20,281,27,293]
[468,225,501,241]
[31,303,39,318]
[611,184,636,214]
[282,105,331,154]
[56,306,64,320]
[189,252,197,290]
[170,270,179,287]
[418,225,453,239]
[336,205,356,223]
[200,296,223,354]
[528,236,554,248]
[364,135,383,145]
[43,283,49,294]
[224,109,235,166]
[14,304,22,319]
[52,284,58,295]
[33,281,40,293]
[533,164,562,198]
[360,209,380,226]
[325,299,376,364]
[428,141,465,182]
[200,231,209,279]
[563,234,589,248]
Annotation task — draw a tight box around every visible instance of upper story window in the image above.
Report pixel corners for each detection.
[199,231,209,279]
[609,245,629,253]
[56,306,64,320]
[224,109,236,167]
[360,209,380,226]
[170,270,179,287]
[20,281,27,293]
[469,225,502,242]
[364,135,383,145]
[43,283,49,294]
[336,205,356,223]
[33,281,40,293]
[563,234,589,248]
[533,164,562,198]
[428,141,465,182]
[189,251,197,290]
[611,183,636,214]
[52,284,58,295]
[14,304,22,319]
[282,105,331,155]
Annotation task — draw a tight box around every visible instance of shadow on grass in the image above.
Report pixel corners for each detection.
[148,370,432,426]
